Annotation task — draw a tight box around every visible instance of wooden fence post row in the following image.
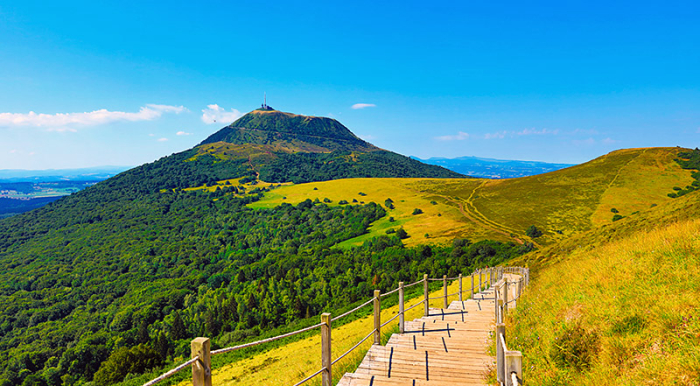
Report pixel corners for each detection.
[398,282,405,333]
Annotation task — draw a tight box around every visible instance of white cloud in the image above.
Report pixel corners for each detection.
[602,137,617,145]
[0,104,186,131]
[157,137,168,142]
[435,131,470,141]
[351,103,376,110]
[484,131,507,140]
[201,104,242,124]
[176,131,192,136]
[516,128,559,136]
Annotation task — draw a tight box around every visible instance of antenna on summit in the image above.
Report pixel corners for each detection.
[262,92,268,109]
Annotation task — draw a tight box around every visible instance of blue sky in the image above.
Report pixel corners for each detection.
[1,0,698,169]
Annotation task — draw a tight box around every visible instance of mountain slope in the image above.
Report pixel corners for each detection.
[252,147,694,247]
[505,189,700,384]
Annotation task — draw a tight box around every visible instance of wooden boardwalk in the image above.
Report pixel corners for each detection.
[338,283,501,386]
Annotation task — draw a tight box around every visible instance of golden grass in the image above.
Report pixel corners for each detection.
[172,274,491,386]
[248,178,483,247]
[247,147,692,248]
[507,218,700,385]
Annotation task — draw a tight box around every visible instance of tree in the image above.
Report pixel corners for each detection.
[396,228,408,239]
[170,311,186,340]
[412,208,423,215]
[526,225,542,238]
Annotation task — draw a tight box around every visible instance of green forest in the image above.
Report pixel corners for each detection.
[0,176,528,386]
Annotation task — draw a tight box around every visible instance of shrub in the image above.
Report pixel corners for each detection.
[338,200,348,205]
[385,228,396,234]
[612,214,624,222]
[396,228,408,239]
[610,208,619,213]
[430,200,437,205]
[550,323,600,372]
[412,208,423,215]
[526,225,542,238]
[323,198,331,203]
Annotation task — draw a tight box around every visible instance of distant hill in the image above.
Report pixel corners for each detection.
[0,166,131,182]
[412,155,575,178]
[0,167,132,217]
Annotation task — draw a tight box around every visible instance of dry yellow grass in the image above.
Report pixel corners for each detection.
[248,178,485,247]
[508,216,700,385]
[248,147,692,248]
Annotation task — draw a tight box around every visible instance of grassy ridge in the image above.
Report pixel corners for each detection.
[506,207,700,384]
[252,148,692,248]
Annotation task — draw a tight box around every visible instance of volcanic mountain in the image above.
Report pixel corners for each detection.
[189,107,464,184]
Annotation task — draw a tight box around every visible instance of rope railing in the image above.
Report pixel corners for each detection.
[494,268,528,386]
[143,267,526,386]
[331,297,375,322]
[211,322,324,355]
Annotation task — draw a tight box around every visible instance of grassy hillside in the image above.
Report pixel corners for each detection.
[252,147,693,247]
[505,190,700,384]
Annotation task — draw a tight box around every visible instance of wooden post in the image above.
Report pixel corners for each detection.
[398,282,405,334]
[471,273,475,300]
[442,275,448,309]
[496,323,506,384]
[498,298,504,324]
[494,281,499,320]
[321,313,332,386]
[479,269,483,293]
[373,290,381,345]
[503,277,509,315]
[458,274,463,302]
[505,350,523,386]
[191,337,211,386]
[423,274,429,317]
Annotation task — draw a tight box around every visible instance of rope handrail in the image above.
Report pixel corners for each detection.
[427,278,443,281]
[331,328,375,365]
[403,299,425,313]
[403,278,425,288]
[380,312,400,328]
[292,366,325,386]
[499,332,507,353]
[380,286,400,298]
[331,297,375,322]
[143,357,198,386]
[211,322,324,355]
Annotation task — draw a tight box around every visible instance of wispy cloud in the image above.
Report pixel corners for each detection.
[482,128,558,139]
[484,131,507,140]
[157,137,168,142]
[201,104,242,124]
[351,103,376,110]
[0,104,187,131]
[359,134,376,141]
[435,131,470,141]
[573,138,596,146]
[602,137,617,145]
[516,128,559,136]
[176,131,192,136]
